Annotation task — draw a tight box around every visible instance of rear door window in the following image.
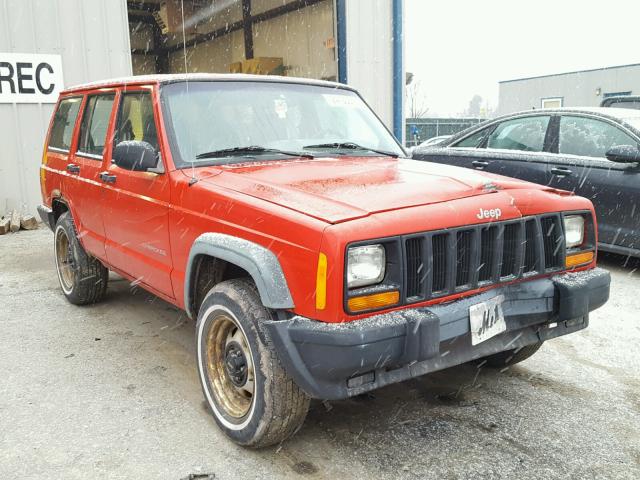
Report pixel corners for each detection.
[558,115,638,158]
[77,94,115,158]
[49,97,82,151]
[113,91,159,151]
[486,116,551,152]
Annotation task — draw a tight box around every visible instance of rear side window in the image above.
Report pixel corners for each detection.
[78,94,115,157]
[559,116,638,158]
[49,97,82,151]
[486,116,550,152]
[113,91,158,150]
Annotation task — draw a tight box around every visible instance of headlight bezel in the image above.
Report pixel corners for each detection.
[346,244,386,289]
[343,238,403,314]
[561,211,597,269]
[563,214,585,249]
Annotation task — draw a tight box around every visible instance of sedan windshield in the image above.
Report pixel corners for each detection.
[160,81,404,167]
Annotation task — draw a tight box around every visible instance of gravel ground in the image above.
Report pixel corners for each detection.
[1,228,639,479]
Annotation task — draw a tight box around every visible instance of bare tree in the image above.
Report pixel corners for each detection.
[406,79,430,118]
[466,94,483,117]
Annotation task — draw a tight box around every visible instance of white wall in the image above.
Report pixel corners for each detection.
[498,64,640,115]
[344,0,395,131]
[0,0,132,215]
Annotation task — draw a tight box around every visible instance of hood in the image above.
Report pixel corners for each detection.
[201,157,551,224]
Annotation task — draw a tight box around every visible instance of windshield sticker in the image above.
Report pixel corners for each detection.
[274,98,288,119]
[323,94,359,108]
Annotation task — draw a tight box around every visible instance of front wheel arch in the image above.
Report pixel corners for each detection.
[184,233,294,319]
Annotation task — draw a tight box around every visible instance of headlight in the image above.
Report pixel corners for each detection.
[347,244,386,288]
[563,215,585,248]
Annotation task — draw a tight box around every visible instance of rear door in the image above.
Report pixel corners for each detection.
[42,96,83,209]
[548,114,640,249]
[421,115,553,186]
[100,87,174,299]
[63,92,117,258]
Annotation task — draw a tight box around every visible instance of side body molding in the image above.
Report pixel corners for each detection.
[184,233,295,318]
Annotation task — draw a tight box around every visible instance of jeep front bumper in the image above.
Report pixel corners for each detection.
[266,267,610,400]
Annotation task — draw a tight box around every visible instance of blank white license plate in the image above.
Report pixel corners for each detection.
[469,294,506,346]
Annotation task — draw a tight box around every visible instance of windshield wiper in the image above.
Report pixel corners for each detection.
[196,146,314,160]
[303,142,400,158]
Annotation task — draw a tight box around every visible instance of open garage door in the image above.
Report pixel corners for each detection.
[127,0,338,81]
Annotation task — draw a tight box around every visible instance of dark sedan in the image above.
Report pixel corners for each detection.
[412,107,640,257]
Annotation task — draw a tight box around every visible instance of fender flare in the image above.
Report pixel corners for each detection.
[184,233,294,319]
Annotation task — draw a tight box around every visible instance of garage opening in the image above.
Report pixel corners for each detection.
[126,0,338,81]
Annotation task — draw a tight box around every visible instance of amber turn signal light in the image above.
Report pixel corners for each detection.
[348,290,400,312]
[565,251,594,268]
[316,253,328,310]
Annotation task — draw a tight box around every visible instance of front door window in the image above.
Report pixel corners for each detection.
[486,116,551,152]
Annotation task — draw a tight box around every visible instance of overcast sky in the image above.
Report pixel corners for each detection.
[405,0,640,116]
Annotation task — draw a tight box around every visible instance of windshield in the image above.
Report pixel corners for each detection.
[160,81,404,167]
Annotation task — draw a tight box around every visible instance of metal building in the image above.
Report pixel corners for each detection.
[0,0,404,215]
[0,0,132,216]
[497,63,640,115]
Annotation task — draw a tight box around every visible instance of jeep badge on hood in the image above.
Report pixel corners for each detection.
[476,207,502,220]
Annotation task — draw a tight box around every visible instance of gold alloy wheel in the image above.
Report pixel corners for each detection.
[55,227,75,292]
[206,311,255,419]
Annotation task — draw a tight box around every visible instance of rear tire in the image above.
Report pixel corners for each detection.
[476,342,544,368]
[196,278,310,448]
[54,212,108,305]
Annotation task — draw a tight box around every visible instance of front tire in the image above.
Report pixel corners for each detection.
[196,278,310,448]
[54,212,108,305]
[476,342,544,368]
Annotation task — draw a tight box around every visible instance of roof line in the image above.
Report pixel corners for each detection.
[62,73,351,94]
[499,62,640,84]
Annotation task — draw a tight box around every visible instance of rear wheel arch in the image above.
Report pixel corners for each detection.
[52,197,70,224]
[185,233,294,318]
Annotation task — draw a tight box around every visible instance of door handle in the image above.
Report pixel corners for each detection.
[99,172,117,184]
[551,167,572,176]
[472,160,489,169]
[66,163,80,174]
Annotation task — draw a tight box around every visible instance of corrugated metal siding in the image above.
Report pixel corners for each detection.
[344,0,394,130]
[0,0,132,214]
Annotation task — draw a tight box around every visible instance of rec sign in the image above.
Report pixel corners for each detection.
[0,53,64,104]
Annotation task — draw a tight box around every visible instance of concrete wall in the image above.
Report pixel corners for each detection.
[167,0,337,80]
[253,0,336,80]
[169,29,245,74]
[498,64,640,115]
[141,0,398,129]
[0,0,132,215]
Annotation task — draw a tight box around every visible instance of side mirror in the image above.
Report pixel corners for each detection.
[113,141,159,171]
[605,144,640,163]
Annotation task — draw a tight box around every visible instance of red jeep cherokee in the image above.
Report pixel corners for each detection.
[38,74,610,447]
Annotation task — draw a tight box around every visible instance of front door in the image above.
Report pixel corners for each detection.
[100,88,174,298]
[429,115,553,187]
